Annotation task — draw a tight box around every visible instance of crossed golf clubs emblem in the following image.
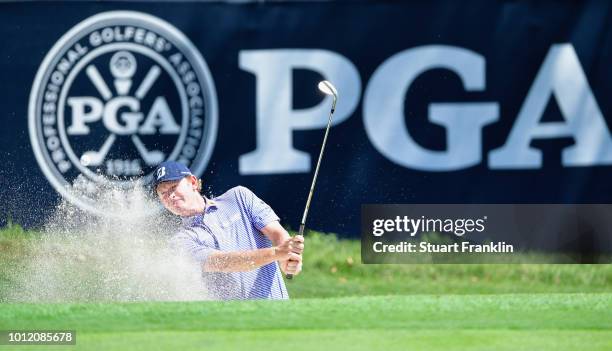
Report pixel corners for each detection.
[80,51,166,167]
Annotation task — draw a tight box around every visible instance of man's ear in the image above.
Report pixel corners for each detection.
[189,175,198,190]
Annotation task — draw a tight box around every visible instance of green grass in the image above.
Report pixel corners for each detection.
[287,231,612,297]
[1,226,611,350]
[1,294,611,350]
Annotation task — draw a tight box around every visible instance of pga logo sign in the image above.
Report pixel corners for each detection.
[30,10,612,213]
[29,11,217,212]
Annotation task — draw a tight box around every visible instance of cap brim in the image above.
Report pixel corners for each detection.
[152,173,192,187]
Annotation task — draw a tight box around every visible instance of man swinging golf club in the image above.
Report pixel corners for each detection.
[153,161,304,300]
[154,80,338,299]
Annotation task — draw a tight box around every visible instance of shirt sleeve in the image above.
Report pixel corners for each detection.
[169,227,219,264]
[234,186,280,230]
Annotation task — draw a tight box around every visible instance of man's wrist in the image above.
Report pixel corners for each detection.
[271,246,278,260]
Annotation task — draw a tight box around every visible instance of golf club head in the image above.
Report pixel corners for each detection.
[318,80,338,99]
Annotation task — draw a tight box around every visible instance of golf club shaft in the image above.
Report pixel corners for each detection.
[287,98,336,279]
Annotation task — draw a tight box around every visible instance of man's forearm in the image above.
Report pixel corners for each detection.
[259,221,291,246]
[203,247,278,272]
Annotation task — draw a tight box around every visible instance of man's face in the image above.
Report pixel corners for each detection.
[156,176,199,216]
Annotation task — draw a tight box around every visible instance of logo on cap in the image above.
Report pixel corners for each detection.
[29,11,218,214]
[156,167,166,180]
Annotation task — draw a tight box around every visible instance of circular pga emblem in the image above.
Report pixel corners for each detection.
[28,11,218,213]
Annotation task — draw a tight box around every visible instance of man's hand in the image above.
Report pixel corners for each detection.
[274,235,304,276]
[274,235,304,258]
[260,222,305,276]
[280,255,302,276]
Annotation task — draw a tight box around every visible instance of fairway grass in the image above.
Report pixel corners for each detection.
[1,294,611,350]
[77,330,611,351]
[1,228,611,350]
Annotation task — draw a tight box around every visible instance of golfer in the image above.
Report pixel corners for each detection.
[153,161,304,300]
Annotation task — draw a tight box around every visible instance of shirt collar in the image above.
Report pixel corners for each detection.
[204,197,217,212]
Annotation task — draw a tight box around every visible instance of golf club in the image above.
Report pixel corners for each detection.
[287,80,338,280]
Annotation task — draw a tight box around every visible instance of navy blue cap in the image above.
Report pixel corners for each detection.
[153,161,193,188]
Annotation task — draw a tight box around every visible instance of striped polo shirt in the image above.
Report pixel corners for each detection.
[170,186,289,300]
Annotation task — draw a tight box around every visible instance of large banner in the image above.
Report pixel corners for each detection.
[1,1,612,250]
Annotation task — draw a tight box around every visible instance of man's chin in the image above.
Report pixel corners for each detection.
[168,206,187,217]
